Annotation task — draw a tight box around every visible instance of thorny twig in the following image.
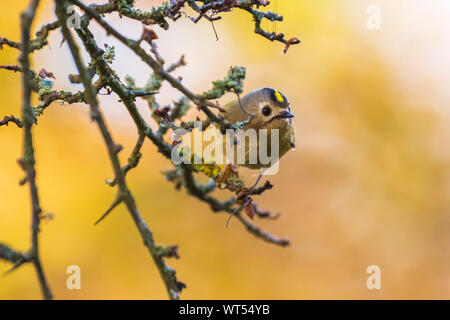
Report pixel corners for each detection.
[0,0,54,300]
[55,1,185,299]
[0,0,298,299]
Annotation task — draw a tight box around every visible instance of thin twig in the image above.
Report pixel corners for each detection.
[0,115,23,128]
[18,0,53,300]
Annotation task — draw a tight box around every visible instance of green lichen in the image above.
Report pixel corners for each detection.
[34,78,54,100]
[192,161,223,179]
[124,75,136,88]
[171,97,191,120]
[117,1,170,30]
[201,66,246,100]
[103,45,116,64]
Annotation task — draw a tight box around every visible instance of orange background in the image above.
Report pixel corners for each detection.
[1,0,450,299]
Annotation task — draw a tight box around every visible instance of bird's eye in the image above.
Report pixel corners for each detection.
[261,106,272,116]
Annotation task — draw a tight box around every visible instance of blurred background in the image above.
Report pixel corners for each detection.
[1,0,450,299]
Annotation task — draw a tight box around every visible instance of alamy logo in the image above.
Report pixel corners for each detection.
[66,5,81,30]
[366,265,381,290]
[366,5,381,30]
[66,265,81,290]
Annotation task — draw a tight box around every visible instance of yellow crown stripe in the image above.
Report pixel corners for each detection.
[274,90,284,102]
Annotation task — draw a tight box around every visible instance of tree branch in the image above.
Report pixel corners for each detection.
[55,0,185,299]
[0,115,23,128]
[17,0,53,300]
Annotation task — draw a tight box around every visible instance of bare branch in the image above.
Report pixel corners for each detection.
[0,115,23,128]
[56,1,185,299]
[16,0,53,300]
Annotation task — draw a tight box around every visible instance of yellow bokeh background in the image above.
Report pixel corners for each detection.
[1,0,450,299]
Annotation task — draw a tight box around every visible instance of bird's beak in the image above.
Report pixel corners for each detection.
[278,110,294,119]
[269,110,294,122]
[268,111,294,122]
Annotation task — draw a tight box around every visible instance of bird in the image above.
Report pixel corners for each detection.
[174,87,295,186]
[221,87,295,171]
[173,87,295,225]
[219,87,295,225]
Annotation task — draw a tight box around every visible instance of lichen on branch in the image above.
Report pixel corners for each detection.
[201,66,246,99]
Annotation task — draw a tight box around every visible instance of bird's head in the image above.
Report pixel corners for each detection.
[238,87,294,130]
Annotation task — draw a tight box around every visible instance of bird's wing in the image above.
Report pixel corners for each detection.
[223,99,251,123]
[290,124,296,150]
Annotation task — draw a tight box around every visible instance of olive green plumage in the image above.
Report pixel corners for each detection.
[222,87,295,169]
